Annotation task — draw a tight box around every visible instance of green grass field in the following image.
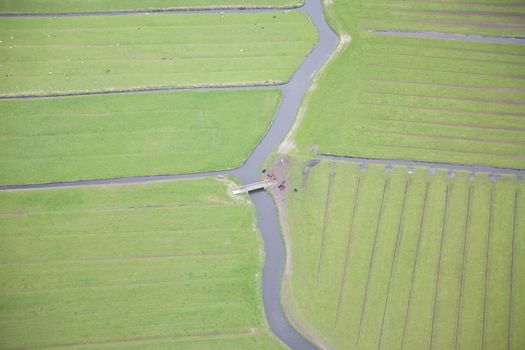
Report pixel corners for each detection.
[0,0,303,13]
[0,177,285,349]
[330,0,525,38]
[0,11,317,96]
[283,156,524,350]
[0,89,281,185]
[292,1,525,169]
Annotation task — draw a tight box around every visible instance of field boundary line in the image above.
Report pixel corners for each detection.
[0,84,282,100]
[335,177,361,325]
[368,79,525,93]
[1,252,243,266]
[21,329,255,350]
[379,52,525,67]
[429,185,451,350]
[371,117,525,134]
[365,90,525,106]
[373,30,525,45]
[377,180,410,350]
[482,188,494,350]
[508,189,520,350]
[0,5,303,17]
[318,154,525,175]
[316,172,336,286]
[357,179,390,342]
[401,182,430,349]
[455,186,473,350]
[362,101,525,118]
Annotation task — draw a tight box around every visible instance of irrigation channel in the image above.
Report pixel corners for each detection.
[2,1,524,349]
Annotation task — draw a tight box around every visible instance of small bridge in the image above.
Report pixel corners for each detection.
[232,179,274,195]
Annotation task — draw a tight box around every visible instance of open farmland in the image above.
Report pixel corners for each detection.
[0,89,281,185]
[295,33,525,169]
[0,178,285,349]
[0,0,304,13]
[0,11,317,96]
[329,0,525,38]
[283,157,524,350]
[292,0,525,169]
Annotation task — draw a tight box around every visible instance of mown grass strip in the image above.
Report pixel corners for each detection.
[335,177,361,324]
[508,189,520,350]
[482,188,494,350]
[0,0,304,13]
[316,172,336,286]
[356,179,389,342]
[429,185,451,350]
[400,182,430,349]
[377,180,410,350]
[455,186,473,350]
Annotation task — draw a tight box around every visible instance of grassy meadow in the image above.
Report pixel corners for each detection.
[329,0,525,38]
[0,89,281,185]
[0,0,304,13]
[0,11,317,96]
[283,156,524,350]
[293,0,525,169]
[0,177,285,349]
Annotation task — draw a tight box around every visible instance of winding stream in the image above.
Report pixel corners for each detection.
[0,1,339,348]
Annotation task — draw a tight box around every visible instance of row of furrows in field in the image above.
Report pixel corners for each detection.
[332,37,525,168]
[357,0,525,37]
[310,166,523,349]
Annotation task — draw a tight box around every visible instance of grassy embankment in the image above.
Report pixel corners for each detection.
[0,11,317,96]
[0,0,304,13]
[0,90,281,185]
[292,0,525,169]
[279,1,525,349]
[0,178,285,349]
[284,157,524,350]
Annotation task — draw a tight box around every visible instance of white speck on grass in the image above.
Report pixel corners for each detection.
[240,49,244,52]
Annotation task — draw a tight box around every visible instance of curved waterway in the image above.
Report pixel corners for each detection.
[0,1,339,348]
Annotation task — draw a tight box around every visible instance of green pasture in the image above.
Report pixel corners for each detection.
[0,89,281,185]
[0,177,284,349]
[327,0,525,38]
[0,0,303,13]
[283,156,524,350]
[0,11,317,96]
[293,1,525,169]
